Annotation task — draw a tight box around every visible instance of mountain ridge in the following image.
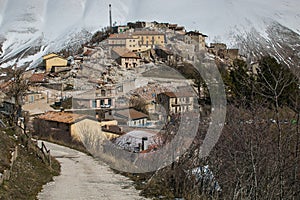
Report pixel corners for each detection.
[0,0,299,68]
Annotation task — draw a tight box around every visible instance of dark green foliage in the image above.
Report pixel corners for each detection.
[256,56,299,107]
[222,56,299,109]
[226,59,254,105]
[90,29,110,44]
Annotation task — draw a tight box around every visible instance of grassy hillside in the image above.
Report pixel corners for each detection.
[0,129,15,173]
[0,128,60,200]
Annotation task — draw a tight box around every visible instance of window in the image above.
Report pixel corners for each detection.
[101,89,106,96]
[92,100,96,108]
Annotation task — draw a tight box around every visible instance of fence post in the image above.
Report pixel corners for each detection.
[48,150,52,168]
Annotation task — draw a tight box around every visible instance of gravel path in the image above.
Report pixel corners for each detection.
[37,141,149,200]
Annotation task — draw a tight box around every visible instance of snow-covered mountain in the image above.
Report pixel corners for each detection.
[0,0,300,68]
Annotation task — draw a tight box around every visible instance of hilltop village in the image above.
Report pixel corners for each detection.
[0,21,243,152]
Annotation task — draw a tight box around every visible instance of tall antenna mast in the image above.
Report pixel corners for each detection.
[109,4,112,31]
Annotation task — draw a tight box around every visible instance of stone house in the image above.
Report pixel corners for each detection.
[208,43,227,57]
[111,47,141,69]
[23,91,45,104]
[114,108,148,127]
[155,46,175,64]
[156,91,195,114]
[34,111,120,144]
[33,111,87,141]
[119,52,141,69]
[185,31,208,51]
[108,34,132,48]
[73,89,115,110]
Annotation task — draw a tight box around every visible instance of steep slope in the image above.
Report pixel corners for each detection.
[236,22,300,69]
[0,0,129,68]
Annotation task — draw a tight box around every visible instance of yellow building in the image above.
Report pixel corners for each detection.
[108,34,132,47]
[42,53,68,72]
[108,31,166,52]
[125,37,140,51]
[132,31,165,50]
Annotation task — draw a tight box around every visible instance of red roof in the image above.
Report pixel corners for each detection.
[161,91,194,98]
[112,47,131,57]
[37,111,87,124]
[109,33,133,39]
[29,73,46,83]
[121,52,140,59]
[133,31,164,36]
[112,47,140,59]
[116,109,148,120]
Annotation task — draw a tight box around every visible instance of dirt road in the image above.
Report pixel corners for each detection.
[37,141,149,200]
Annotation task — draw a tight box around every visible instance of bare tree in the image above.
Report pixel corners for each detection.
[5,66,29,129]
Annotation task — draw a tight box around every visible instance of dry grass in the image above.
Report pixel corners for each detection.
[0,128,60,200]
[0,129,16,173]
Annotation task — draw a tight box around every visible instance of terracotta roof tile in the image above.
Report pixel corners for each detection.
[37,111,87,124]
[121,52,140,59]
[112,47,131,57]
[109,33,133,39]
[29,73,46,83]
[161,91,195,98]
[132,31,164,36]
[116,109,148,120]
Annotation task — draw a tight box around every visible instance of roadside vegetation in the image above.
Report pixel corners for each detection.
[0,65,61,199]
[0,127,60,200]
[117,55,300,199]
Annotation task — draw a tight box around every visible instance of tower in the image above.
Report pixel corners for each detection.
[109,4,112,30]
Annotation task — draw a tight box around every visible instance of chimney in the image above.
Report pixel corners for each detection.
[109,4,112,31]
[60,107,65,112]
[141,137,148,151]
